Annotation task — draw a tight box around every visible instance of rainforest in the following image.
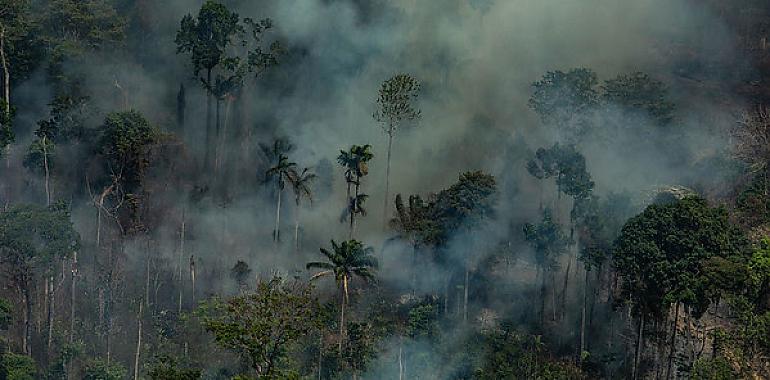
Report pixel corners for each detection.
[0,1,769,379]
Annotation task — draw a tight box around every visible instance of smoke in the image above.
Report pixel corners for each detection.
[5,0,753,376]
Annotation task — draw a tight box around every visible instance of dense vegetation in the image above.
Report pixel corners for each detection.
[0,0,770,379]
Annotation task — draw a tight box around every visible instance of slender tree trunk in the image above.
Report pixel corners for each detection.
[274,186,282,242]
[350,176,359,239]
[551,271,557,322]
[47,274,55,356]
[539,268,546,328]
[2,27,8,180]
[444,274,449,315]
[580,269,588,362]
[43,136,51,206]
[317,334,323,380]
[204,69,213,169]
[133,303,143,380]
[214,98,221,173]
[144,238,151,309]
[463,269,469,323]
[178,212,185,313]
[69,252,77,345]
[666,303,680,380]
[383,130,393,229]
[398,337,404,380]
[189,255,196,306]
[294,199,300,253]
[562,257,571,319]
[339,276,348,355]
[22,283,32,355]
[633,313,645,380]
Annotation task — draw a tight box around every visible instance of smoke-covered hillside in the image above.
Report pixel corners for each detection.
[0,0,769,379]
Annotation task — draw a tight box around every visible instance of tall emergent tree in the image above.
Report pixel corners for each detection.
[307,240,378,355]
[0,203,80,355]
[613,196,750,380]
[175,1,242,167]
[373,74,421,226]
[337,145,374,238]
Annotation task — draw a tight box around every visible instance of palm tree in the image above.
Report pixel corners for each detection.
[264,140,296,243]
[306,239,378,354]
[337,145,374,238]
[288,167,316,252]
[374,74,421,227]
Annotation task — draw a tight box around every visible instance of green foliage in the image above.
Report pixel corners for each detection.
[175,1,243,76]
[407,302,439,340]
[23,135,55,174]
[431,171,497,240]
[373,73,421,134]
[199,277,318,378]
[735,172,770,227]
[0,101,14,154]
[81,359,126,380]
[40,0,125,53]
[337,144,374,182]
[0,352,36,380]
[690,357,737,380]
[0,203,80,275]
[529,68,599,140]
[343,322,376,375]
[307,240,379,286]
[613,196,750,318]
[473,325,586,379]
[527,143,593,200]
[601,72,675,126]
[99,110,159,192]
[0,297,11,330]
[146,355,201,380]
[748,239,770,307]
[523,209,570,269]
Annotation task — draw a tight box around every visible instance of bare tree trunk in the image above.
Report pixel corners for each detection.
[551,271,557,322]
[443,275,449,315]
[633,313,645,380]
[47,274,55,356]
[317,334,323,380]
[214,98,221,173]
[274,187,282,242]
[69,252,77,345]
[145,239,151,309]
[339,276,348,355]
[294,200,300,253]
[189,255,196,306]
[383,130,393,229]
[398,337,404,380]
[133,303,143,380]
[0,27,10,115]
[580,269,588,362]
[463,269,469,323]
[204,68,212,169]
[178,212,185,314]
[22,285,32,355]
[666,303,680,380]
[43,136,51,206]
[562,258,571,319]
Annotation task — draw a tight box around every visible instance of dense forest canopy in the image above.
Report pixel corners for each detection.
[0,0,770,379]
